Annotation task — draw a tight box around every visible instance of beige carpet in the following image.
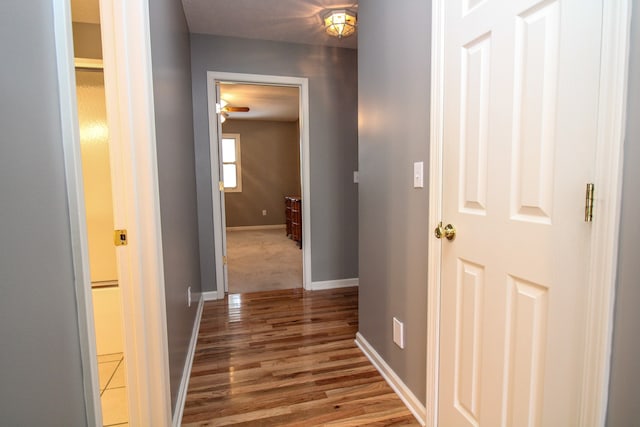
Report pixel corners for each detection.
[226,228,303,294]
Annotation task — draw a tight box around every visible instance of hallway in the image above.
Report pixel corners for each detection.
[181,287,419,426]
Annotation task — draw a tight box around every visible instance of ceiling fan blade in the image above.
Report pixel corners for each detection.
[225,106,250,112]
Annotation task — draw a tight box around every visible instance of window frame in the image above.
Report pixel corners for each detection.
[221,133,242,192]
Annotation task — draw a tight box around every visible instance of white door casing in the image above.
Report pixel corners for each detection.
[214,82,230,293]
[428,0,630,426]
[54,0,173,425]
[207,72,312,295]
[100,1,173,424]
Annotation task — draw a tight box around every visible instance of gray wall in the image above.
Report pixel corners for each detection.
[190,35,358,290]
[222,119,301,227]
[357,0,431,402]
[606,2,640,425]
[148,0,202,413]
[0,1,88,425]
[72,22,102,59]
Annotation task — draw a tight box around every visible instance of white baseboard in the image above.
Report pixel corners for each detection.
[202,291,219,301]
[172,295,205,427]
[355,332,426,426]
[310,278,359,290]
[226,224,286,231]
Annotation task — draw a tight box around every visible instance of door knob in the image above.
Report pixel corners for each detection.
[434,222,456,241]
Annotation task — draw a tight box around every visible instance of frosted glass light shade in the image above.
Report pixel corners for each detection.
[323,9,357,39]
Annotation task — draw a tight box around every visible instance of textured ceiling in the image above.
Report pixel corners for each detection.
[71,0,359,50]
[70,0,345,120]
[182,0,358,49]
[220,84,299,122]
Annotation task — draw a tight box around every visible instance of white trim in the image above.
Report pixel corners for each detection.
[53,1,102,425]
[226,224,286,231]
[208,79,227,296]
[202,291,220,301]
[100,0,172,425]
[310,278,359,291]
[74,57,104,69]
[425,0,445,426]
[579,1,631,425]
[207,71,312,294]
[58,0,174,424]
[426,1,631,426]
[355,333,426,426]
[172,296,205,427]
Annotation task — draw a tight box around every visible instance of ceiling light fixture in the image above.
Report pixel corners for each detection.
[323,9,357,39]
[218,98,250,124]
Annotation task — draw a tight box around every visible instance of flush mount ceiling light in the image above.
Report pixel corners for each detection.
[323,9,357,39]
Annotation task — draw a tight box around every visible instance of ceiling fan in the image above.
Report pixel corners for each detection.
[220,99,249,123]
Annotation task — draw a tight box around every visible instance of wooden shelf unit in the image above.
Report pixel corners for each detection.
[285,196,302,248]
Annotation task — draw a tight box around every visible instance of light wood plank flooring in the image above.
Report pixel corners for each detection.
[182,287,419,426]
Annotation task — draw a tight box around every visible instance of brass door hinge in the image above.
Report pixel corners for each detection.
[223,255,228,265]
[585,183,594,222]
[114,229,128,246]
[219,181,224,192]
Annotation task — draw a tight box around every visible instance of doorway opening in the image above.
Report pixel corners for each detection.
[219,83,303,294]
[207,72,312,298]
[74,58,129,426]
[71,6,129,425]
[57,0,172,425]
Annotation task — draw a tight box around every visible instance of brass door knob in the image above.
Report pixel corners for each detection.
[434,222,456,241]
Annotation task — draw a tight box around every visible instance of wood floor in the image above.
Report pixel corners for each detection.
[182,287,419,426]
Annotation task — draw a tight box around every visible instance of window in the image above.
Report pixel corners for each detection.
[221,133,242,192]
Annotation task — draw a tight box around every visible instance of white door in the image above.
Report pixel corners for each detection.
[438,0,603,425]
[215,82,229,293]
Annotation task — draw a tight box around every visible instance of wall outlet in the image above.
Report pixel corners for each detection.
[262,209,267,216]
[393,317,405,349]
[187,286,192,307]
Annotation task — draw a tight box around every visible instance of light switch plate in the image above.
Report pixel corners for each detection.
[413,161,424,188]
[393,317,405,349]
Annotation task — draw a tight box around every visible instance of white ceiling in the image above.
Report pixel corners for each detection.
[221,84,299,122]
[181,0,358,49]
[71,0,358,49]
[70,0,346,120]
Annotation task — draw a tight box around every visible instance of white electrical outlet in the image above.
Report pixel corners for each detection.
[262,209,267,216]
[187,286,191,307]
[393,317,405,349]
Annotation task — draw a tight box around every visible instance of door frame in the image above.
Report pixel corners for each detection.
[53,0,172,425]
[206,71,312,296]
[425,1,632,426]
